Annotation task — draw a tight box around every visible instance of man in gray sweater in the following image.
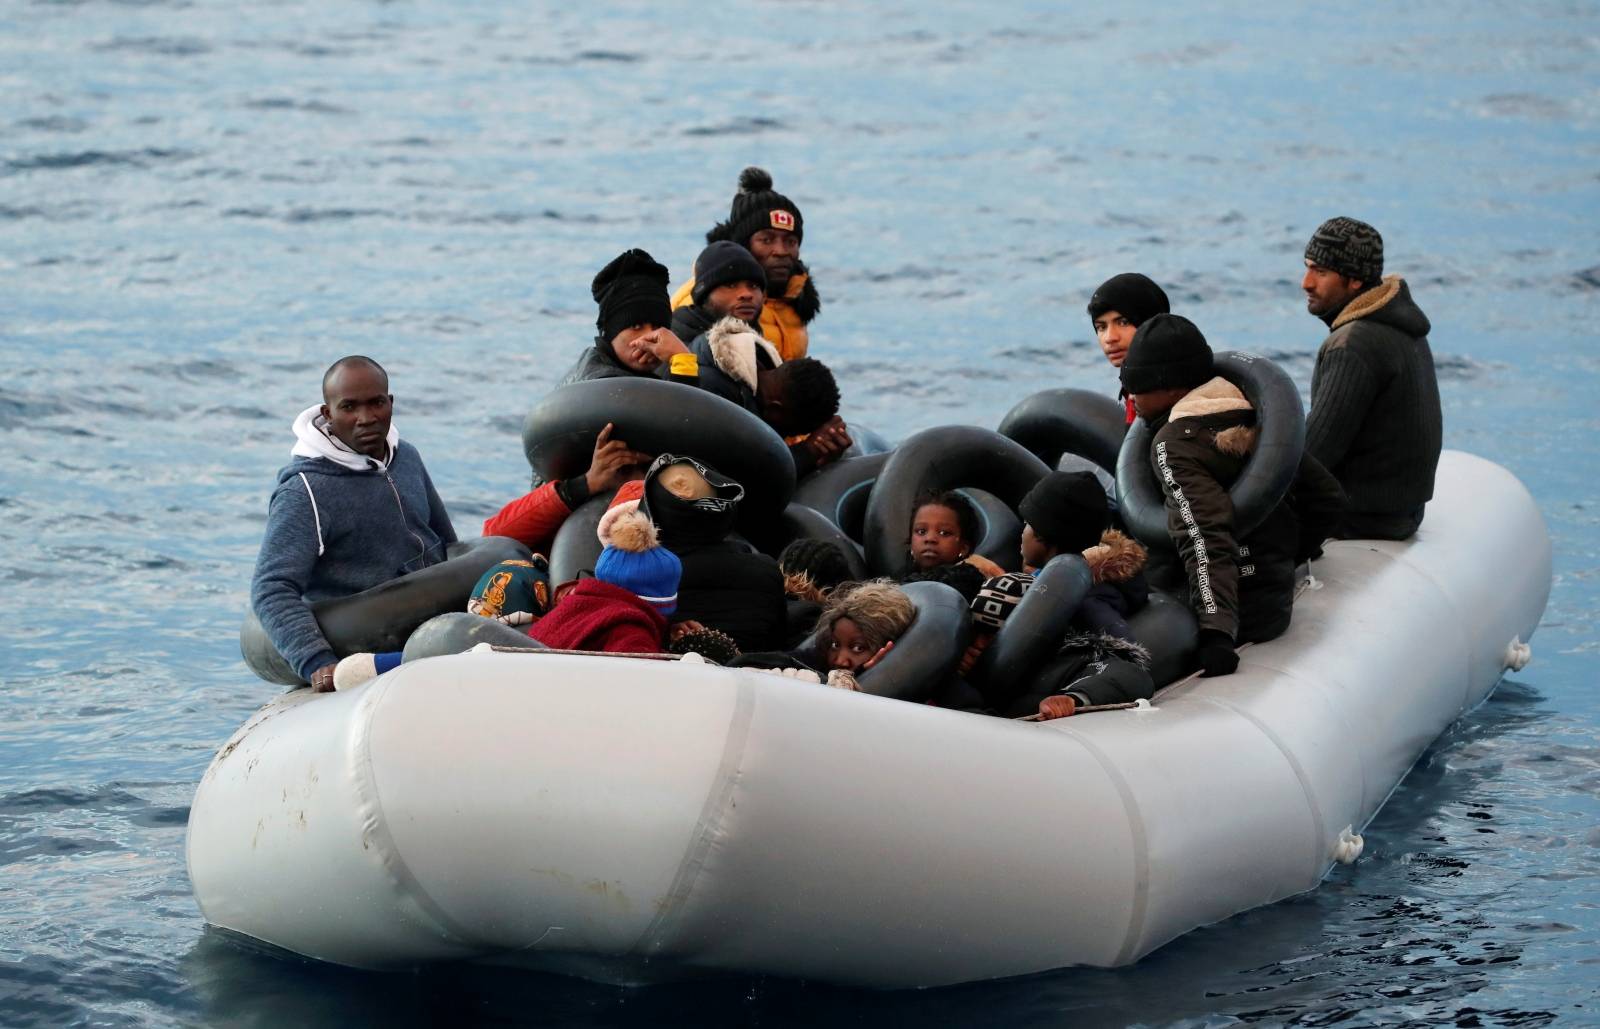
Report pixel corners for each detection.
[1301,217,1442,540]
[249,356,456,691]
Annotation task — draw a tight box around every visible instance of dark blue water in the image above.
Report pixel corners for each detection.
[2,3,1597,1025]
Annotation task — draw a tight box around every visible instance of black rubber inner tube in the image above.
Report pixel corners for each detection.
[1124,590,1199,688]
[959,488,1024,574]
[968,554,1092,704]
[774,503,868,580]
[792,452,890,536]
[239,535,532,686]
[522,376,796,521]
[997,388,1127,473]
[861,425,1051,576]
[1114,351,1306,551]
[546,493,611,586]
[402,611,546,662]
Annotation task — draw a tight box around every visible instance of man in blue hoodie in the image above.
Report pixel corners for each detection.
[250,356,456,691]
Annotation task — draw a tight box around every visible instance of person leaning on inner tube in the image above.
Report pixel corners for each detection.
[249,356,456,693]
[485,249,679,555]
[1119,315,1345,677]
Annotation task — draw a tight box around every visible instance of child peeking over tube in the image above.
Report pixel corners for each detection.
[898,489,1005,603]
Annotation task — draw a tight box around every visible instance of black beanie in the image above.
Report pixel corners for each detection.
[1119,314,1214,395]
[591,249,672,342]
[708,167,804,248]
[690,241,766,307]
[1087,273,1171,328]
[1018,471,1110,553]
[1304,216,1383,286]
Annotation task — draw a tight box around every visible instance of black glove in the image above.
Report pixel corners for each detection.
[1196,629,1239,677]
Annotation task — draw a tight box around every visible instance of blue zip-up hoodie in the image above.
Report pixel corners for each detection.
[249,406,457,681]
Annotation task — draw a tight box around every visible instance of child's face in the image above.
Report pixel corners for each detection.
[1020,523,1053,570]
[911,503,968,570]
[827,616,878,671]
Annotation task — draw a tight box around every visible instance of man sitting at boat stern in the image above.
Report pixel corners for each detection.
[1120,316,1344,677]
[1300,217,1441,540]
[250,356,456,692]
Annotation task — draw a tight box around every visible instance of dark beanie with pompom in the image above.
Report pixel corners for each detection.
[1119,314,1214,395]
[592,249,671,343]
[708,167,804,248]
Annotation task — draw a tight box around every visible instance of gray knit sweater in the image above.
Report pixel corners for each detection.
[1306,276,1442,539]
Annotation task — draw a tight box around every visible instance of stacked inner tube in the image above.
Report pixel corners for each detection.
[239,535,531,686]
[522,377,796,528]
[861,426,1051,576]
[997,388,1127,473]
[1115,351,1306,550]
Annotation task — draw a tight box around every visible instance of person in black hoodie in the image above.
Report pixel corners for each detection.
[637,453,787,654]
[559,248,701,387]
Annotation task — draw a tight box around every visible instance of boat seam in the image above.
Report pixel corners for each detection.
[1198,695,1328,878]
[629,675,757,957]
[1056,728,1151,966]
[349,675,482,949]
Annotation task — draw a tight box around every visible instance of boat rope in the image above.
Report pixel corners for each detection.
[1504,636,1532,671]
[1332,825,1364,864]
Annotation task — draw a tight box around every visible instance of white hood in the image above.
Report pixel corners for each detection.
[290,405,398,472]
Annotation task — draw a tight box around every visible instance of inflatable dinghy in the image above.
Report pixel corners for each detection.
[189,451,1548,988]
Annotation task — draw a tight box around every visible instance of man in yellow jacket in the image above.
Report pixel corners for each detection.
[671,167,820,361]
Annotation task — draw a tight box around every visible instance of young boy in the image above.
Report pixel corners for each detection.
[1086,272,1171,424]
[1119,314,1344,677]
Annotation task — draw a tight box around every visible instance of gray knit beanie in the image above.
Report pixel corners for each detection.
[1304,217,1383,285]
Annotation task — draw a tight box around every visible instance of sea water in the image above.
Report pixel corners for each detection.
[1,2,1597,1025]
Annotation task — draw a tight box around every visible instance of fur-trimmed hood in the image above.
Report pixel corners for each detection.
[1056,629,1151,670]
[1082,529,1145,585]
[1171,376,1259,458]
[1329,274,1431,337]
[707,316,782,392]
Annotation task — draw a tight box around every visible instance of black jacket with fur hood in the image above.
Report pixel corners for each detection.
[1146,377,1345,644]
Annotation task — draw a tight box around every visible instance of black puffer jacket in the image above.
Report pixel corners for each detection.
[1147,377,1345,644]
[1307,276,1441,539]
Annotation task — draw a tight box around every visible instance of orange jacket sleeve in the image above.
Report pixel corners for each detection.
[482,481,572,554]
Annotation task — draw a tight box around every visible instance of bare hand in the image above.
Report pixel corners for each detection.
[585,423,652,494]
[669,619,707,642]
[802,416,853,466]
[310,663,338,693]
[957,633,991,677]
[636,328,691,361]
[862,639,893,670]
[1038,695,1077,720]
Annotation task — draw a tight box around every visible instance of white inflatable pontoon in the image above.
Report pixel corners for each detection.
[187,451,1550,988]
